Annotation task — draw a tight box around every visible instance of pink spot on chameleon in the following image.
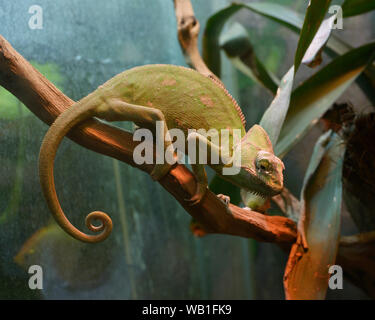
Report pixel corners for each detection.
[162,78,177,86]
[200,95,214,107]
[146,101,153,107]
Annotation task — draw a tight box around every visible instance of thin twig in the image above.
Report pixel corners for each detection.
[173,0,220,82]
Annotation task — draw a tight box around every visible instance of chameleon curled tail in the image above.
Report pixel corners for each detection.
[39,102,113,243]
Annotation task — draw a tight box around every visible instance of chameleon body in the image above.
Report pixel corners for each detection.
[39,64,284,243]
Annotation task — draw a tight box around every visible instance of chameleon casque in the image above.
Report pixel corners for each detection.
[39,64,284,243]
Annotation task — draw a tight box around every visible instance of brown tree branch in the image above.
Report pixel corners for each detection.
[173,0,221,82]
[0,34,297,245]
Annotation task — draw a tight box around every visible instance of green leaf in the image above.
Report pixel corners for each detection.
[342,0,375,17]
[242,2,303,31]
[326,38,375,104]
[219,22,279,94]
[276,42,375,158]
[242,3,375,101]
[210,2,374,98]
[254,1,339,147]
[259,6,338,147]
[294,0,332,71]
[203,4,242,77]
[302,14,337,68]
[246,3,375,102]
[259,66,294,146]
[202,2,304,77]
[284,131,345,300]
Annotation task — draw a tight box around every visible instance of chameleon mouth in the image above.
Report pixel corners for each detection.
[244,167,282,197]
[247,190,268,199]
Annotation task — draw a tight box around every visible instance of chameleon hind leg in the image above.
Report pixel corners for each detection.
[186,131,233,205]
[96,98,175,180]
[187,163,208,205]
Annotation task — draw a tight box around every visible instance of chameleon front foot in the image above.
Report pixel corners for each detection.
[217,194,231,206]
[150,163,173,181]
[150,149,179,181]
[185,183,208,206]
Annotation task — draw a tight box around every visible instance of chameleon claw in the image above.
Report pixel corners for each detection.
[217,194,230,206]
[185,195,203,206]
[185,183,207,206]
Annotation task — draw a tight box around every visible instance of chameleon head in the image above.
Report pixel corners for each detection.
[230,125,284,198]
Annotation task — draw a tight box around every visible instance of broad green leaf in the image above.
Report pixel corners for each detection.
[284,131,345,300]
[203,4,242,77]
[342,0,375,17]
[259,4,338,147]
[247,3,375,97]
[326,37,375,104]
[326,34,352,56]
[219,22,279,94]
[242,2,302,31]
[208,2,374,101]
[202,2,304,77]
[302,14,337,68]
[205,1,373,85]
[294,0,332,71]
[259,66,294,145]
[276,42,375,158]
[245,3,375,101]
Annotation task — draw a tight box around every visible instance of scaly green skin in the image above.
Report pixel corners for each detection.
[38,64,284,243]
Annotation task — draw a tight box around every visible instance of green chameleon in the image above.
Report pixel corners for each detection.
[39,64,284,243]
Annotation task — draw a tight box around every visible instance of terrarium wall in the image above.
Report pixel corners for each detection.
[0,0,373,299]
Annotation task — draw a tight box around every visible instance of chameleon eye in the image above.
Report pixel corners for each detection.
[257,159,270,171]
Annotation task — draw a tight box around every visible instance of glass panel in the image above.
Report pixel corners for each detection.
[0,0,373,300]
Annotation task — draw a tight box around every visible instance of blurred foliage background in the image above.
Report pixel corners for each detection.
[0,0,374,299]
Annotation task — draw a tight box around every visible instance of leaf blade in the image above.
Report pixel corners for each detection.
[259,66,294,146]
[302,14,337,68]
[202,2,305,77]
[284,131,345,300]
[202,4,242,77]
[219,22,279,94]
[276,42,375,158]
[294,0,332,71]
[342,0,375,17]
